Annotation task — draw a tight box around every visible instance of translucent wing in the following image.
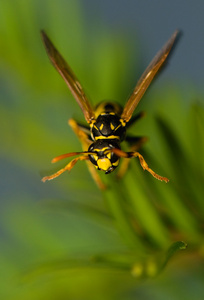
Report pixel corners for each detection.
[41,30,95,123]
[121,30,179,123]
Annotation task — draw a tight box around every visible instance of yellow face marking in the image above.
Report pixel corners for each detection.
[97,158,112,171]
[107,152,112,160]
[94,146,109,152]
[91,154,98,161]
[112,160,119,167]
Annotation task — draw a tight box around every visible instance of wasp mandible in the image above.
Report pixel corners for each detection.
[41,30,178,189]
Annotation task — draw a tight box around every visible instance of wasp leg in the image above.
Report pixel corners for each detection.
[68,119,106,190]
[113,148,169,183]
[42,156,89,182]
[117,136,147,179]
[117,111,146,178]
[68,119,92,149]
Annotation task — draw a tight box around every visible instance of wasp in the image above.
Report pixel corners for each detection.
[41,30,178,189]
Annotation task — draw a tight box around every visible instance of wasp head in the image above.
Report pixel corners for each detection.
[88,139,120,174]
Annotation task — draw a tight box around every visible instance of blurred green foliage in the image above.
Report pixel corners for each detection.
[0,1,204,299]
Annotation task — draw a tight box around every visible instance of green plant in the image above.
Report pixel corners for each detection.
[0,1,204,299]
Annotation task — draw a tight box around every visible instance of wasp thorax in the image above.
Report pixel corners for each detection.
[91,112,126,141]
[88,139,120,174]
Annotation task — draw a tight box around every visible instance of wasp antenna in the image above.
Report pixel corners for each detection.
[111,148,130,158]
[51,151,94,163]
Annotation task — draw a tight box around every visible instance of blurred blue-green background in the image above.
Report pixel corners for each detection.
[0,0,204,299]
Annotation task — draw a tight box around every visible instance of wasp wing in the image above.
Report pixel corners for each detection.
[121,30,179,123]
[41,31,95,123]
